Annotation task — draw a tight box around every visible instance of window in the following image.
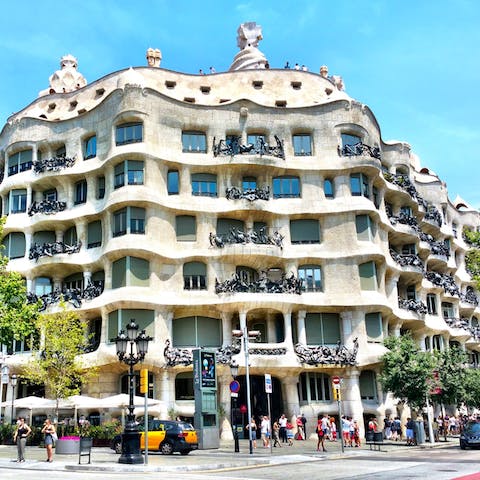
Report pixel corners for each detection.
[97,176,105,199]
[191,173,217,197]
[33,231,55,245]
[425,336,431,351]
[452,223,458,238]
[43,189,57,202]
[87,220,102,248]
[10,189,27,213]
[298,265,322,292]
[114,160,144,188]
[365,312,382,342]
[112,256,150,288]
[8,149,32,176]
[305,313,340,345]
[183,262,207,290]
[441,302,455,319]
[359,261,378,290]
[236,266,258,284]
[433,335,442,351]
[175,372,194,400]
[176,215,196,241]
[64,272,83,291]
[121,371,154,398]
[273,176,300,198]
[182,131,206,153]
[112,207,145,236]
[290,219,320,244]
[247,133,266,147]
[116,122,143,145]
[2,232,26,259]
[74,180,87,204]
[400,205,412,217]
[355,215,376,241]
[427,293,437,315]
[324,179,334,198]
[372,186,380,208]
[108,309,154,342]
[64,226,77,245]
[342,133,361,149]
[406,285,416,300]
[56,145,66,157]
[472,316,479,328]
[167,170,179,194]
[292,134,312,156]
[299,372,331,402]
[402,244,416,254]
[359,370,377,400]
[242,176,257,190]
[35,277,52,296]
[84,135,97,159]
[173,316,221,347]
[350,173,369,198]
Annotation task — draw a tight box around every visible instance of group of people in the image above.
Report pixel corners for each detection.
[198,66,216,75]
[13,417,56,463]
[284,61,309,71]
[315,414,361,451]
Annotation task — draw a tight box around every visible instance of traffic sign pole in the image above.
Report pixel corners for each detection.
[332,376,344,453]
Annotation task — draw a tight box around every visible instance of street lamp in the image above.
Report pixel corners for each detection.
[112,319,152,464]
[232,328,260,455]
[229,359,240,453]
[10,373,17,424]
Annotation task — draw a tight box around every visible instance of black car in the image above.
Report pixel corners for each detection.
[460,421,480,449]
[111,420,198,455]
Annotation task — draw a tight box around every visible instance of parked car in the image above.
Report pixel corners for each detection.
[111,420,198,455]
[460,421,480,450]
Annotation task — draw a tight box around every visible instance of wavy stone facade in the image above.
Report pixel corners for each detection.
[1,46,479,436]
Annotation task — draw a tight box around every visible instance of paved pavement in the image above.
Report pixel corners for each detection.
[0,436,456,473]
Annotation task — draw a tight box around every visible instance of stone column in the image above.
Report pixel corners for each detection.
[221,312,233,346]
[342,369,365,436]
[297,310,307,345]
[418,333,427,351]
[219,372,234,440]
[282,311,294,351]
[282,376,300,417]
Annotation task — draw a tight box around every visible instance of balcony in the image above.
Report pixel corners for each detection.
[419,232,450,258]
[424,205,443,227]
[383,172,427,208]
[209,228,284,249]
[461,290,479,306]
[389,249,424,270]
[213,135,285,159]
[29,240,82,262]
[33,156,76,174]
[294,338,359,366]
[425,271,460,297]
[28,200,67,216]
[398,297,427,315]
[225,185,270,201]
[338,142,381,160]
[443,317,479,340]
[388,211,420,232]
[215,272,302,294]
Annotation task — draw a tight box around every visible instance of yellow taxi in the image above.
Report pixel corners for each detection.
[140,420,198,455]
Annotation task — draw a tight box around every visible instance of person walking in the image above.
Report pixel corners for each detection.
[272,420,281,447]
[42,418,56,462]
[316,417,326,452]
[246,417,257,449]
[261,415,271,448]
[13,417,31,462]
[278,413,288,443]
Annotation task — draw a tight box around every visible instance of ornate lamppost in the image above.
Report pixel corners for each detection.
[113,319,152,464]
[10,373,17,424]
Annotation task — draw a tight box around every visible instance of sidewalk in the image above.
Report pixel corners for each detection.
[0,436,455,473]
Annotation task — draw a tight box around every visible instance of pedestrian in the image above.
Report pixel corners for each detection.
[301,65,308,71]
[209,66,216,74]
[265,61,270,69]
[42,418,56,462]
[300,412,307,437]
[284,61,290,69]
[384,416,392,440]
[279,413,287,443]
[13,417,31,462]
[261,415,270,448]
[199,69,205,75]
[353,420,361,447]
[316,416,326,452]
[294,63,300,70]
[341,415,350,446]
[272,420,281,447]
[286,421,294,446]
[246,417,257,449]
[405,417,415,446]
[329,416,337,441]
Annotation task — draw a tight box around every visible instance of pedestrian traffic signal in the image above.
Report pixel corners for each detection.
[140,368,148,394]
[333,388,341,401]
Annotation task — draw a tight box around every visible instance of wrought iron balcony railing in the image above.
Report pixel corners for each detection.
[225,185,270,201]
[461,290,479,306]
[29,240,82,262]
[215,272,302,294]
[209,227,284,249]
[424,205,443,227]
[443,317,480,340]
[33,155,76,174]
[383,171,428,209]
[213,135,285,159]
[398,297,427,315]
[28,200,67,216]
[419,232,450,258]
[425,271,460,297]
[294,338,359,366]
[388,212,420,231]
[389,249,424,270]
[338,142,381,159]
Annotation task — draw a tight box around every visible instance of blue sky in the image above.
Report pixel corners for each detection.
[1,0,479,207]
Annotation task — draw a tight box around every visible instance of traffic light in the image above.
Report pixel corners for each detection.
[333,387,341,401]
[140,368,148,394]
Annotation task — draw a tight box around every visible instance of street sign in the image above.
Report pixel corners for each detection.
[230,380,240,394]
[332,375,341,385]
[264,374,272,393]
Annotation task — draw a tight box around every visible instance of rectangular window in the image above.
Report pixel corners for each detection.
[401,243,416,254]
[8,150,33,176]
[10,189,27,213]
[191,173,217,197]
[242,176,257,190]
[305,313,340,345]
[356,215,376,241]
[365,312,382,342]
[112,256,149,288]
[359,371,377,400]
[427,293,437,315]
[116,123,143,145]
[84,135,97,159]
[298,265,322,292]
[2,232,26,259]
[441,302,455,319]
[74,180,87,204]
[350,173,369,198]
[114,163,125,189]
[113,209,127,237]
[176,215,196,241]
[324,179,334,198]
[359,261,378,290]
[182,131,207,153]
[130,207,145,234]
[87,220,102,248]
[290,219,320,244]
[108,309,154,342]
[400,206,412,216]
[97,176,105,199]
[127,160,144,185]
[247,133,266,147]
[43,189,57,202]
[167,170,179,195]
[292,134,312,156]
[273,176,300,198]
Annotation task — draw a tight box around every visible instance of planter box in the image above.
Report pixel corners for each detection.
[92,438,111,447]
[55,438,80,454]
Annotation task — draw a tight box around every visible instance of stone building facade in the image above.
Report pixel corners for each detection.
[1,26,479,435]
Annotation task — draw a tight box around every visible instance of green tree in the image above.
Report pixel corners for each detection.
[380,334,437,409]
[463,367,480,410]
[22,304,96,418]
[0,218,39,346]
[463,228,480,290]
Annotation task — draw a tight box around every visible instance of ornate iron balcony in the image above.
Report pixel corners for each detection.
[33,155,76,173]
[461,290,479,306]
[388,212,420,231]
[29,240,82,262]
[27,281,103,311]
[294,338,359,366]
[209,227,284,249]
[389,249,424,270]
[398,297,427,315]
[28,200,67,216]
[225,185,270,201]
[338,142,381,159]
[383,172,427,208]
[425,271,460,297]
[418,232,450,258]
[213,135,285,159]
[443,317,479,341]
[424,205,443,227]
[215,272,302,294]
